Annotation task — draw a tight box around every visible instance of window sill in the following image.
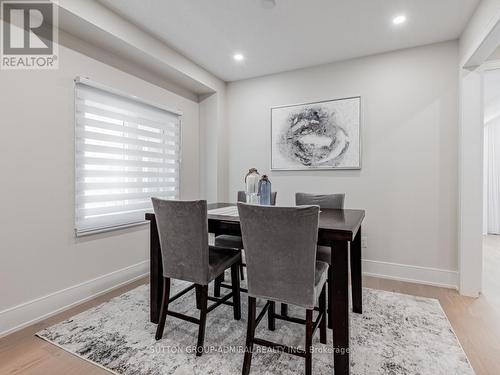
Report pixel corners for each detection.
[75,220,149,237]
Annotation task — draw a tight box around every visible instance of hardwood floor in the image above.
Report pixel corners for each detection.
[366,276,500,375]
[0,278,148,375]
[1,273,500,375]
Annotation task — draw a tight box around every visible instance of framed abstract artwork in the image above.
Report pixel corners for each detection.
[271,96,361,170]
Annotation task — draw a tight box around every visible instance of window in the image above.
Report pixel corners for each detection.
[75,78,181,236]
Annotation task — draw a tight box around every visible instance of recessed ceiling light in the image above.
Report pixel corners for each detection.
[392,15,407,25]
[233,53,244,62]
[261,0,276,9]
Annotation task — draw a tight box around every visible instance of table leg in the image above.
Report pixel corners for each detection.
[331,240,350,375]
[351,226,362,314]
[149,217,163,324]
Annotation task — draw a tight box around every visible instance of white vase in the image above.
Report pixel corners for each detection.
[244,168,260,204]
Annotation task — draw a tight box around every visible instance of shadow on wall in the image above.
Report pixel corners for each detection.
[270,169,362,179]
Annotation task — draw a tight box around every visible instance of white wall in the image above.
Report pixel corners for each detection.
[0,33,200,336]
[226,41,459,287]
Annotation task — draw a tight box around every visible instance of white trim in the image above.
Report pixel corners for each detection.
[0,260,149,338]
[74,76,183,116]
[458,67,485,297]
[481,59,500,72]
[362,259,459,289]
[461,7,500,69]
[76,220,149,237]
[459,11,500,298]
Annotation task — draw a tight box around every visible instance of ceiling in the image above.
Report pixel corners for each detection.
[98,0,480,82]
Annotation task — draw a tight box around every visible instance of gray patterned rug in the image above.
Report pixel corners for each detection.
[36,280,474,374]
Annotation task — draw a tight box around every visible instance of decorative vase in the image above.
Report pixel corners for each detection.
[244,168,260,204]
[258,175,271,205]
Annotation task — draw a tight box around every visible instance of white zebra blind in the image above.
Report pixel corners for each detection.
[75,80,181,236]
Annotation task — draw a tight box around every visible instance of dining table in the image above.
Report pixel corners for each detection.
[145,202,365,375]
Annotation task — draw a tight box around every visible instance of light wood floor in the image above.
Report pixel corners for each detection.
[1,270,500,375]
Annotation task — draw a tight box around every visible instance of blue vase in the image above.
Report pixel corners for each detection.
[258,175,271,205]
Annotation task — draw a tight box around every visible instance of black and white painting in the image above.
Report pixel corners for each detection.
[271,97,361,170]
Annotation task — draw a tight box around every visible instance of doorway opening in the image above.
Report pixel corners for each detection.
[482,58,500,310]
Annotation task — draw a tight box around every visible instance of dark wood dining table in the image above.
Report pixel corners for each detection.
[146,202,365,375]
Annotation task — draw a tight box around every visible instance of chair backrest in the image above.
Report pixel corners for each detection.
[238,203,320,308]
[151,198,209,285]
[237,191,246,203]
[295,192,345,209]
[238,190,277,205]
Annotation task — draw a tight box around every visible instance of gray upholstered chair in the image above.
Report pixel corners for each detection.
[213,190,277,295]
[151,198,242,356]
[238,203,327,375]
[215,190,277,250]
[295,192,345,329]
[237,190,246,203]
[296,192,345,209]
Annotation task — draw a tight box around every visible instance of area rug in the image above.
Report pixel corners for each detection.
[36,281,474,374]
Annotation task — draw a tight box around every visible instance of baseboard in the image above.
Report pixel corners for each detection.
[0,258,459,338]
[0,260,149,338]
[362,259,458,289]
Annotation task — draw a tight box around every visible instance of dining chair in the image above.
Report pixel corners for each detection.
[294,192,345,329]
[238,203,328,375]
[151,198,242,356]
[213,190,277,296]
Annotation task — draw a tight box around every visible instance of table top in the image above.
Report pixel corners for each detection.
[146,202,365,242]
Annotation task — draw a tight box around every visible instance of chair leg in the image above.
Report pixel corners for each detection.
[268,301,276,331]
[195,285,201,310]
[196,285,208,357]
[230,264,241,320]
[328,265,333,329]
[280,303,288,317]
[214,274,224,297]
[155,277,171,340]
[240,263,245,280]
[319,284,327,344]
[242,296,257,375]
[305,309,313,375]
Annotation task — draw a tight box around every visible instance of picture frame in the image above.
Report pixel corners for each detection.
[271,96,361,170]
